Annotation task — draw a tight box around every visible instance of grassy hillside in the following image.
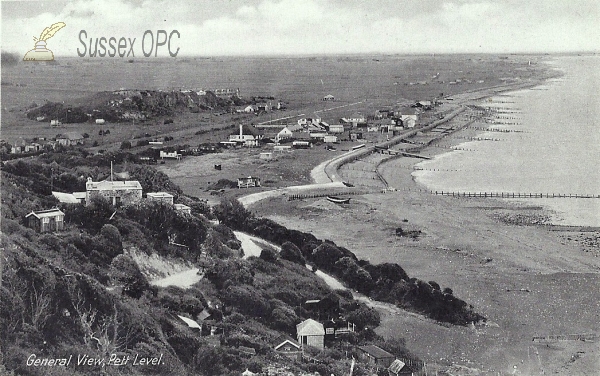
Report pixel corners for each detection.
[0,150,419,376]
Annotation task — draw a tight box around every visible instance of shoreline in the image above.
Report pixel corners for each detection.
[248,61,600,374]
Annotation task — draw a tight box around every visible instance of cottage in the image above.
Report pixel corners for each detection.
[274,338,302,360]
[357,345,395,369]
[146,192,174,205]
[56,132,84,146]
[237,176,261,189]
[85,178,142,206]
[296,319,325,349]
[244,105,258,113]
[25,208,65,233]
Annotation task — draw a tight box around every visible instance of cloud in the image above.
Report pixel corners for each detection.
[2,0,599,56]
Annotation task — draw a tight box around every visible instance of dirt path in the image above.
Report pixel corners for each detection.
[150,268,202,289]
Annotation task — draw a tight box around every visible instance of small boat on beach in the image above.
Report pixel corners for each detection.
[327,196,350,204]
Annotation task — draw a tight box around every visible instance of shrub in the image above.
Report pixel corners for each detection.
[280,241,305,265]
[259,249,278,263]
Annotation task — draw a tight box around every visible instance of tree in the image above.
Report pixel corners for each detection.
[120,141,132,149]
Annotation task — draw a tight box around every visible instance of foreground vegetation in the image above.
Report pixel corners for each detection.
[1,150,426,375]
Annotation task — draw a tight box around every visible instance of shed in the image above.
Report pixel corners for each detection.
[296,319,325,349]
[357,345,395,369]
[274,338,302,360]
[25,208,65,233]
[388,359,413,376]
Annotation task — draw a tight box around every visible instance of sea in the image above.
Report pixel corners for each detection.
[413,55,600,226]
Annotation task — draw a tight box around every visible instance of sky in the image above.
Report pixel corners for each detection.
[2,0,599,57]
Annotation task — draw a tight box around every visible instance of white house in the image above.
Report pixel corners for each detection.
[147,192,174,205]
[229,124,261,147]
[95,119,106,125]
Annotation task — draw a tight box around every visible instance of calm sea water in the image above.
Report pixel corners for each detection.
[414,56,600,226]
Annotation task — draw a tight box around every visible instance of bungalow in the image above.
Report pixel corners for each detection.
[357,345,395,369]
[274,337,302,360]
[237,176,261,189]
[147,192,174,204]
[322,94,335,101]
[297,319,325,349]
[243,105,258,113]
[56,132,85,146]
[25,208,65,233]
[174,203,191,214]
[159,150,182,160]
[85,177,143,206]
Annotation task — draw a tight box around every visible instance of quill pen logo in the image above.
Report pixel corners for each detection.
[23,22,66,61]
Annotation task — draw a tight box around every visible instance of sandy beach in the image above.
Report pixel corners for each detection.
[249,82,600,375]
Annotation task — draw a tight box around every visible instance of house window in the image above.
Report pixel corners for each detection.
[56,216,63,222]
[42,218,50,224]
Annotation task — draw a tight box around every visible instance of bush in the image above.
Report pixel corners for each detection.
[259,249,278,263]
[280,241,305,265]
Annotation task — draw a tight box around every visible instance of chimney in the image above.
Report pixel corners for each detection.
[239,124,243,137]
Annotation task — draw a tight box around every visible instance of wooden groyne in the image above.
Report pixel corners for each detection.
[532,333,598,343]
[287,190,371,201]
[432,191,600,199]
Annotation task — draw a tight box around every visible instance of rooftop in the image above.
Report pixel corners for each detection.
[25,208,65,219]
[358,345,394,359]
[296,318,325,336]
[86,178,142,191]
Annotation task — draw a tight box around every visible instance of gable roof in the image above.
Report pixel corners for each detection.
[358,345,394,359]
[389,359,407,373]
[52,191,80,204]
[57,132,84,140]
[274,338,301,351]
[25,208,65,219]
[147,192,174,199]
[296,319,325,336]
[177,315,201,329]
